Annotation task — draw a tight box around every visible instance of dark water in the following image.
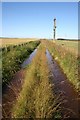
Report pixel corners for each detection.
[46,49,80,118]
[21,49,37,68]
[2,48,37,117]
[3,48,38,94]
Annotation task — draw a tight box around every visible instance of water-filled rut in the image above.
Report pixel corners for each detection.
[46,49,80,118]
[2,48,37,117]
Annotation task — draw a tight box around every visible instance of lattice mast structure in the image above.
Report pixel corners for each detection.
[53,18,57,40]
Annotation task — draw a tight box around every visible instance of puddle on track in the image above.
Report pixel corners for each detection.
[21,48,37,68]
[46,49,80,118]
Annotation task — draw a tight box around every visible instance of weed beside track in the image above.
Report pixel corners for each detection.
[44,40,80,91]
[2,41,40,86]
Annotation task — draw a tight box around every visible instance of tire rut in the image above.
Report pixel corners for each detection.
[2,48,37,118]
[46,49,80,118]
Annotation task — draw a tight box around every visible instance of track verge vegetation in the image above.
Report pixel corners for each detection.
[2,41,40,86]
[12,42,61,118]
[44,40,80,92]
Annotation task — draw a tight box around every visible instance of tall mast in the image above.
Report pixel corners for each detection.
[53,18,56,40]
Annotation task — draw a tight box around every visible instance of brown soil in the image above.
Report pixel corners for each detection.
[46,49,80,119]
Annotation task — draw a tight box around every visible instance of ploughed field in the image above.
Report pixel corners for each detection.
[2,39,80,119]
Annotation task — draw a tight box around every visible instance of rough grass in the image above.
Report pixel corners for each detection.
[44,40,80,92]
[2,41,40,86]
[12,42,61,118]
[53,40,79,56]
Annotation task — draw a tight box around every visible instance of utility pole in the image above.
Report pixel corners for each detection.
[53,18,56,40]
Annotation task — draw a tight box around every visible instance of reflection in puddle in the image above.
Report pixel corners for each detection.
[46,49,79,118]
[21,49,37,68]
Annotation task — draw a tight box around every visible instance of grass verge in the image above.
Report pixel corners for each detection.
[44,40,80,92]
[2,41,40,86]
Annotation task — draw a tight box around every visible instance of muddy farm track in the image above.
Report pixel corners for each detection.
[2,41,80,119]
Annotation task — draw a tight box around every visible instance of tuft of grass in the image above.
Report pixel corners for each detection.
[12,42,60,118]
